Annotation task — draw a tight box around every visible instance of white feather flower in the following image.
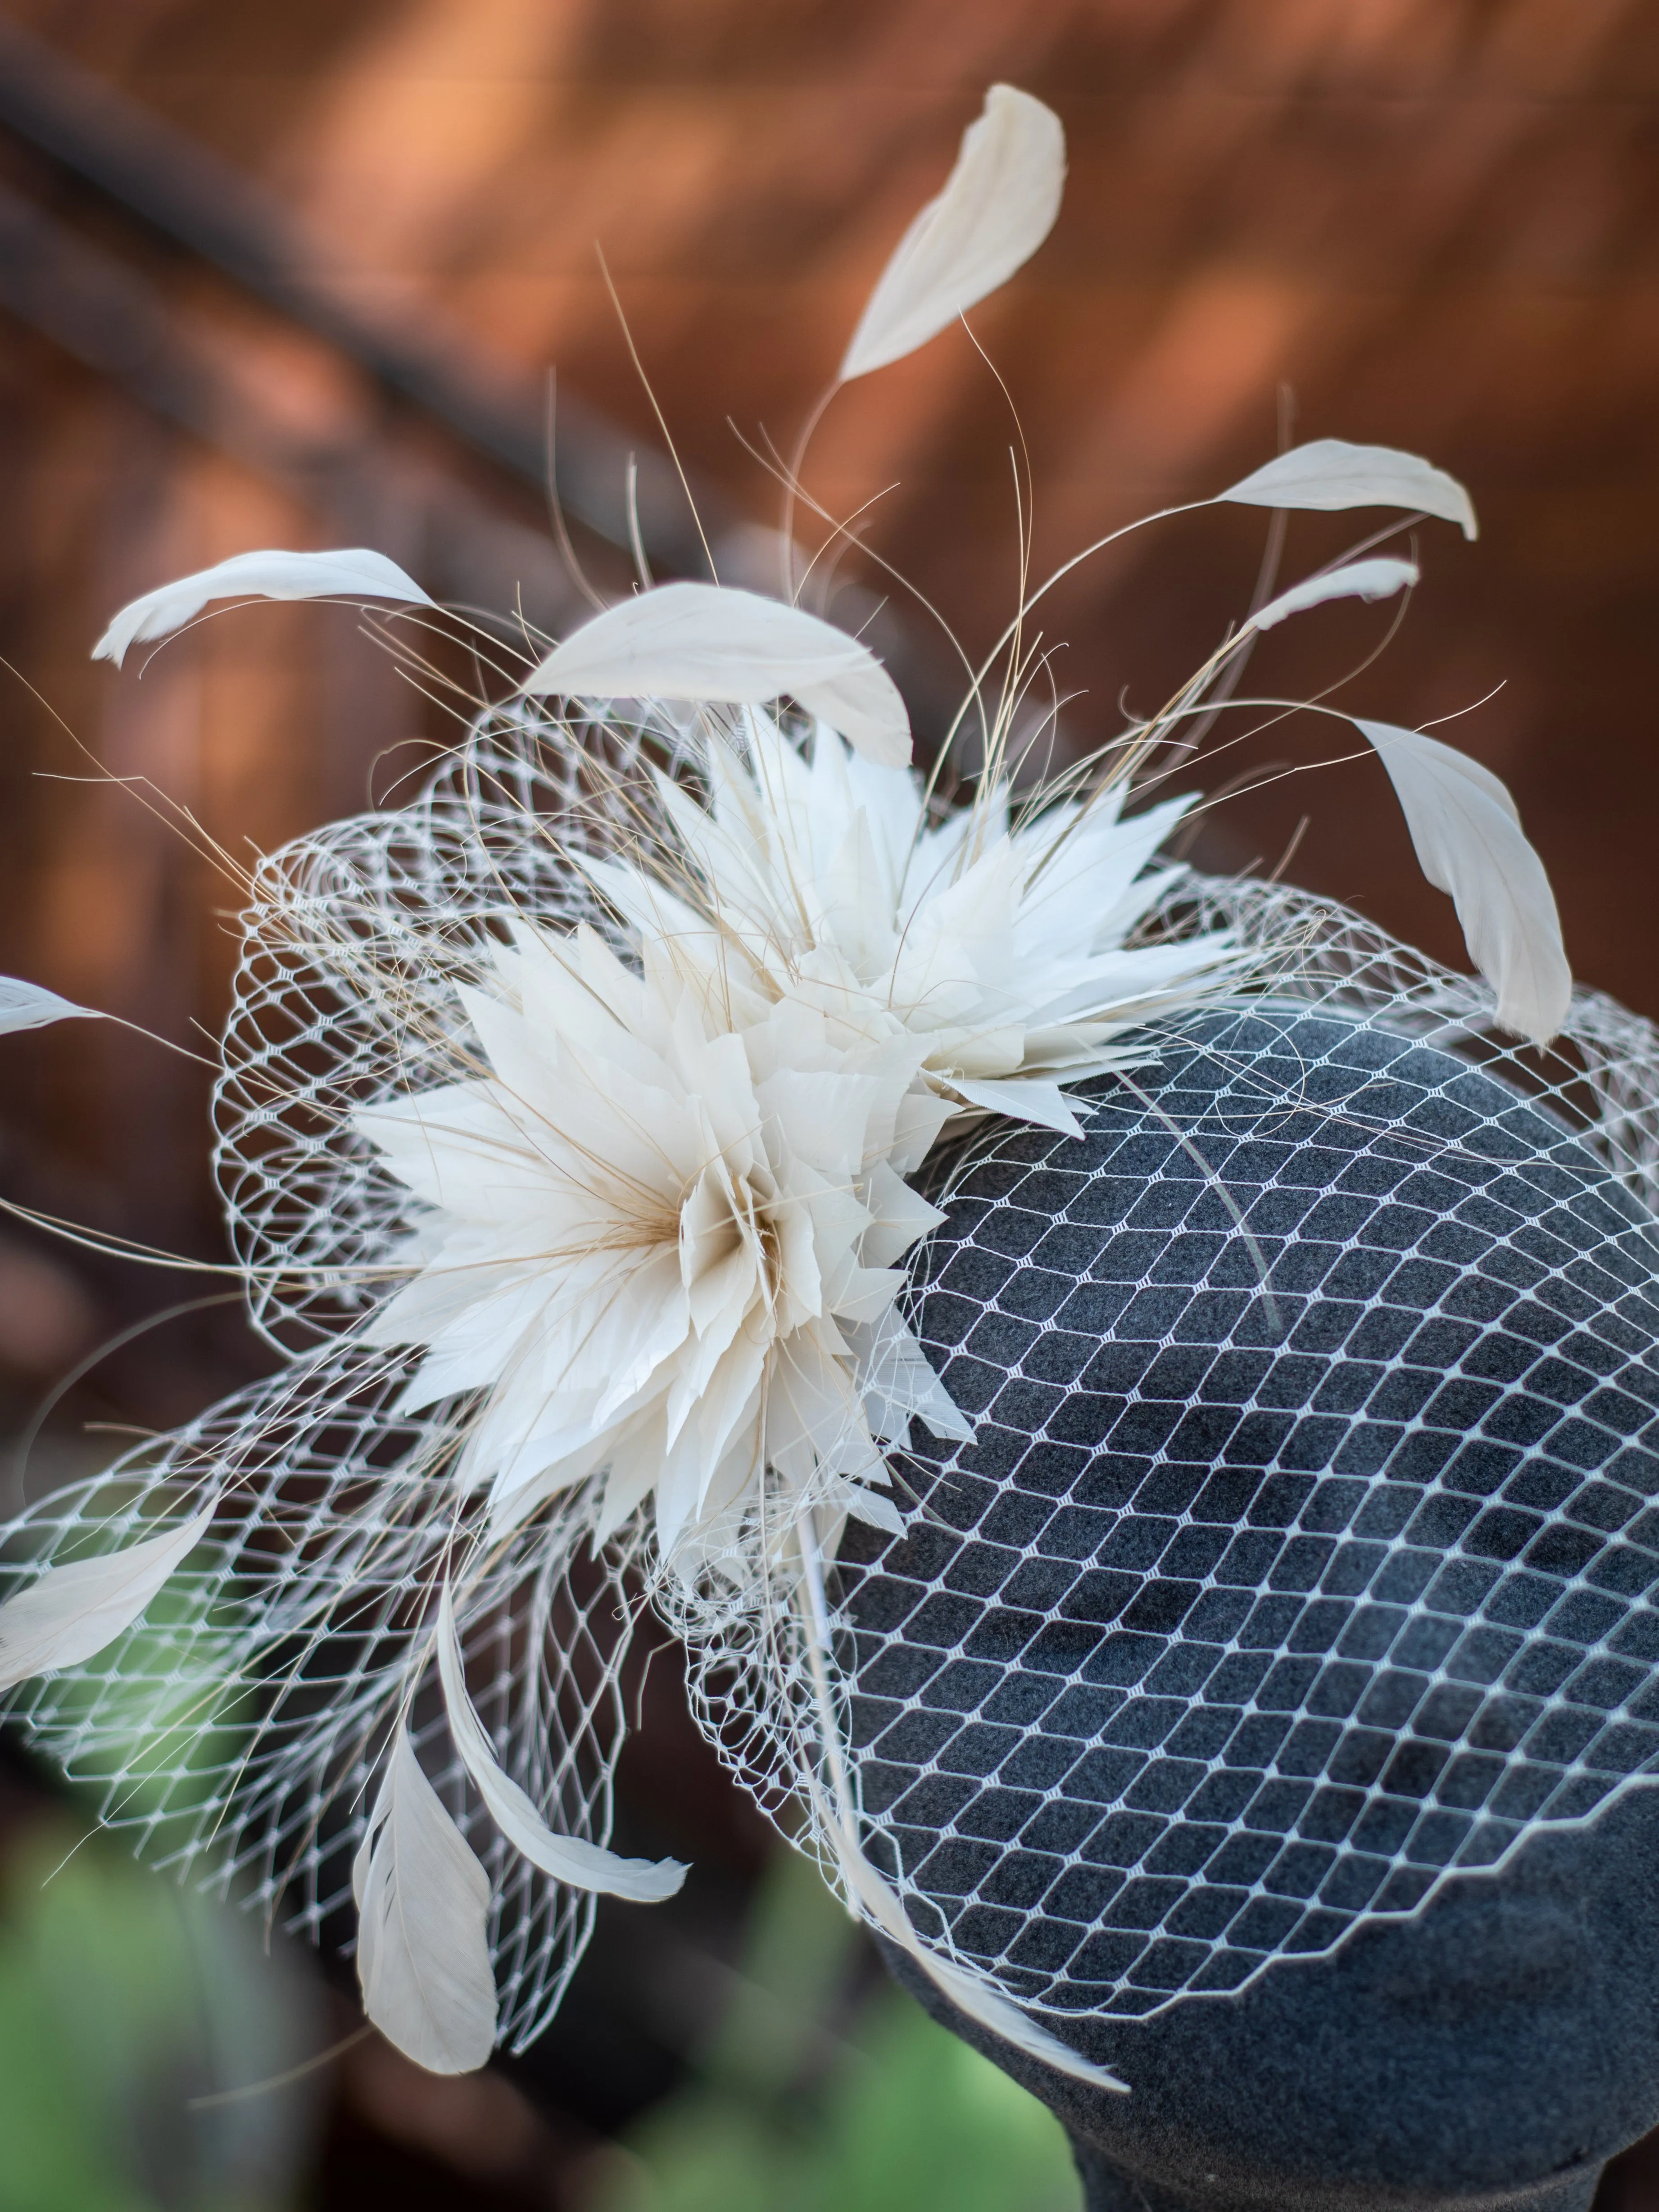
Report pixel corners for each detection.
[357,912,968,1572]
[592,714,1241,1140]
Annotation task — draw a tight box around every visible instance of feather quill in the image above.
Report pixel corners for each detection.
[353,1724,499,2075]
[1218,440,1478,541]
[839,86,1065,381]
[816,1786,1127,2092]
[1354,718,1570,1045]
[0,978,100,1036]
[436,1588,686,1902]
[93,548,435,667]
[522,582,911,766]
[0,1500,215,1689]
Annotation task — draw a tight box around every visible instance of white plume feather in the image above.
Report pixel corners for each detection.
[93,548,435,667]
[522,584,911,767]
[1218,440,1478,541]
[0,978,100,1036]
[640,719,1239,1130]
[790,656,913,772]
[0,1501,214,1689]
[839,86,1065,381]
[1246,558,1419,635]
[353,1724,499,2075]
[1355,718,1570,1045]
[436,1587,686,1902]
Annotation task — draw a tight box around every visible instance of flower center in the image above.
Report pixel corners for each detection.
[679,1152,784,1339]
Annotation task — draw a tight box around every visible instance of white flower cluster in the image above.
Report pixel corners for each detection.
[357,716,1236,1577]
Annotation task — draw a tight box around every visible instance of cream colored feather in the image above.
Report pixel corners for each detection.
[0,1501,214,1690]
[522,582,911,766]
[1218,439,1478,540]
[437,1588,686,1903]
[354,1724,499,2075]
[0,978,100,1036]
[828,1804,1129,2092]
[839,85,1065,381]
[1247,558,1418,634]
[93,548,434,667]
[1355,717,1570,1045]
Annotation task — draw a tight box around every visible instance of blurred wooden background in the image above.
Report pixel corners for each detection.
[3,0,1658,1428]
[0,4,1658,2202]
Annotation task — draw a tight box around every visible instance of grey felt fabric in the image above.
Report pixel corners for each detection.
[883,1778,1659,2207]
[838,1005,1659,2026]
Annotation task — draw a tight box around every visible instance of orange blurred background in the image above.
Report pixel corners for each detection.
[5,0,1659,1424]
[1,3,1658,2204]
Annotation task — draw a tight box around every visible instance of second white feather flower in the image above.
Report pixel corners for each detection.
[357,913,968,1569]
[597,715,1242,1139]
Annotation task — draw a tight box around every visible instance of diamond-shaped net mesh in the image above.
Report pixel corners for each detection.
[825,989,1659,2020]
[6,698,1659,2053]
[2,703,686,2052]
[684,882,1659,2032]
[0,1337,643,2049]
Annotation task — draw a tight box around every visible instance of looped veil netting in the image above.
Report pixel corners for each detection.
[6,698,1659,2050]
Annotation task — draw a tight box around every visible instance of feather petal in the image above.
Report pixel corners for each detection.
[1217,440,1478,541]
[93,549,435,666]
[839,86,1065,381]
[0,1500,215,1689]
[1247,558,1419,634]
[946,1074,1087,1139]
[436,1588,686,1903]
[842,1487,908,1537]
[1354,718,1570,1046]
[354,1724,498,2076]
[0,977,101,1036]
[794,660,911,771]
[522,584,911,766]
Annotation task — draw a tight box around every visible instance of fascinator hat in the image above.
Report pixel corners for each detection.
[4,89,1648,2097]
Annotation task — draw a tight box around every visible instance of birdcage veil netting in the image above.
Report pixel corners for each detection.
[7,697,1659,2054]
[211,699,705,1355]
[0,1340,643,2047]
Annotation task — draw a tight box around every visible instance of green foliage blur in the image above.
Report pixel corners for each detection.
[589,1849,1080,2212]
[0,1818,316,2212]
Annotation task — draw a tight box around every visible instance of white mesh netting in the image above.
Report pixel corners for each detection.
[211,701,698,1355]
[5,698,1659,2054]
[0,1337,642,2048]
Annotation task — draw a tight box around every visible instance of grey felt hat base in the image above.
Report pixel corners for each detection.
[882,1778,1659,2210]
